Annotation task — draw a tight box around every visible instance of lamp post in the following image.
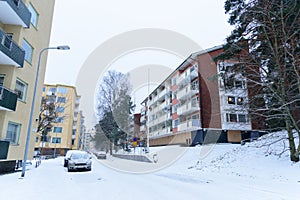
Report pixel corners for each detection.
[21,45,70,178]
[146,68,150,153]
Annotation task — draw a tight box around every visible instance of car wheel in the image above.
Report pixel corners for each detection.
[67,165,72,172]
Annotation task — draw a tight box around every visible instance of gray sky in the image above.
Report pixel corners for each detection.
[45,0,233,128]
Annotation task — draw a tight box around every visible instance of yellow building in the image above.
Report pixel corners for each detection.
[0,0,55,172]
[35,84,82,156]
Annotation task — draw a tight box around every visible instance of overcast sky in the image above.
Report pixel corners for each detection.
[45,0,233,128]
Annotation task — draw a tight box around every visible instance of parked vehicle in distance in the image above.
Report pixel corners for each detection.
[64,150,92,172]
[96,151,107,159]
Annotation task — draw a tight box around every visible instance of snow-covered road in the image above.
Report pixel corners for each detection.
[1,141,299,200]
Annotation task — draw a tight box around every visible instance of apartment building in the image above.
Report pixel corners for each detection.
[35,84,82,156]
[0,0,55,172]
[141,45,263,146]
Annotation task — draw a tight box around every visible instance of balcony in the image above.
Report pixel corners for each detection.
[177,85,198,101]
[0,29,25,67]
[177,69,198,86]
[0,86,17,111]
[0,0,31,27]
[177,119,201,132]
[177,101,200,116]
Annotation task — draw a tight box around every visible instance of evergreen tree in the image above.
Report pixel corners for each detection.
[216,0,300,161]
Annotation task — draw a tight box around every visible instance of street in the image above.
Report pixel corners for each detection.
[1,143,299,200]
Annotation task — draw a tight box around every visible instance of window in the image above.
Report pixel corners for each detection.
[56,106,65,113]
[0,75,4,97]
[15,79,27,101]
[226,113,237,123]
[55,117,64,123]
[53,127,63,133]
[52,137,61,144]
[56,97,66,103]
[71,139,75,145]
[57,87,68,94]
[228,96,235,104]
[0,75,4,86]
[172,92,177,99]
[172,103,179,113]
[235,80,243,89]
[191,80,198,90]
[6,122,21,145]
[238,114,249,123]
[42,87,45,92]
[172,119,180,128]
[2,33,13,50]
[49,87,56,93]
[28,4,39,27]
[192,97,198,107]
[22,39,33,63]
[237,97,244,105]
[172,77,177,85]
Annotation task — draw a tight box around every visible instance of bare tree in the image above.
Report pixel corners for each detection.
[94,70,134,153]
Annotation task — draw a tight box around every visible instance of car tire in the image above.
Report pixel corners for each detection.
[67,165,72,172]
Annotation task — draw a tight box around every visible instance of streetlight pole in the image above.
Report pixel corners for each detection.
[21,45,70,178]
[146,68,150,153]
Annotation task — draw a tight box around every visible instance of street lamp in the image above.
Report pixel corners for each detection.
[21,45,70,178]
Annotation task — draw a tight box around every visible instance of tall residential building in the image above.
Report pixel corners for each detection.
[0,0,55,172]
[141,45,264,146]
[35,84,82,156]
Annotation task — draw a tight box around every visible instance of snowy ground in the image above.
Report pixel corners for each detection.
[0,131,299,200]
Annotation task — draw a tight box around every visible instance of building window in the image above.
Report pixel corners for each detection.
[0,75,4,96]
[53,127,63,133]
[6,122,21,145]
[238,114,248,123]
[42,87,45,92]
[237,97,244,105]
[52,137,61,144]
[56,106,65,113]
[15,79,27,101]
[0,75,4,86]
[226,113,237,123]
[173,119,180,128]
[22,39,33,63]
[191,80,198,90]
[56,97,66,103]
[55,117,64,123]
[172,103,179,113]
[227,96,235,105]
[28,4,39,28]
[71,139,75,145]
[57,87,68,94]
[49,87,56,93]
[172,77,177,85]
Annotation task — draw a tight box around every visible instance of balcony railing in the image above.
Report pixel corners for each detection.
[0,86,18,111]
[177,101,200,116]
[0,0,31,27]
[0,28,25,67]
[177,119,201,132]
[177,85,198,100]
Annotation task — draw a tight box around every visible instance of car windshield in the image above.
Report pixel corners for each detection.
[71,152,88,159]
